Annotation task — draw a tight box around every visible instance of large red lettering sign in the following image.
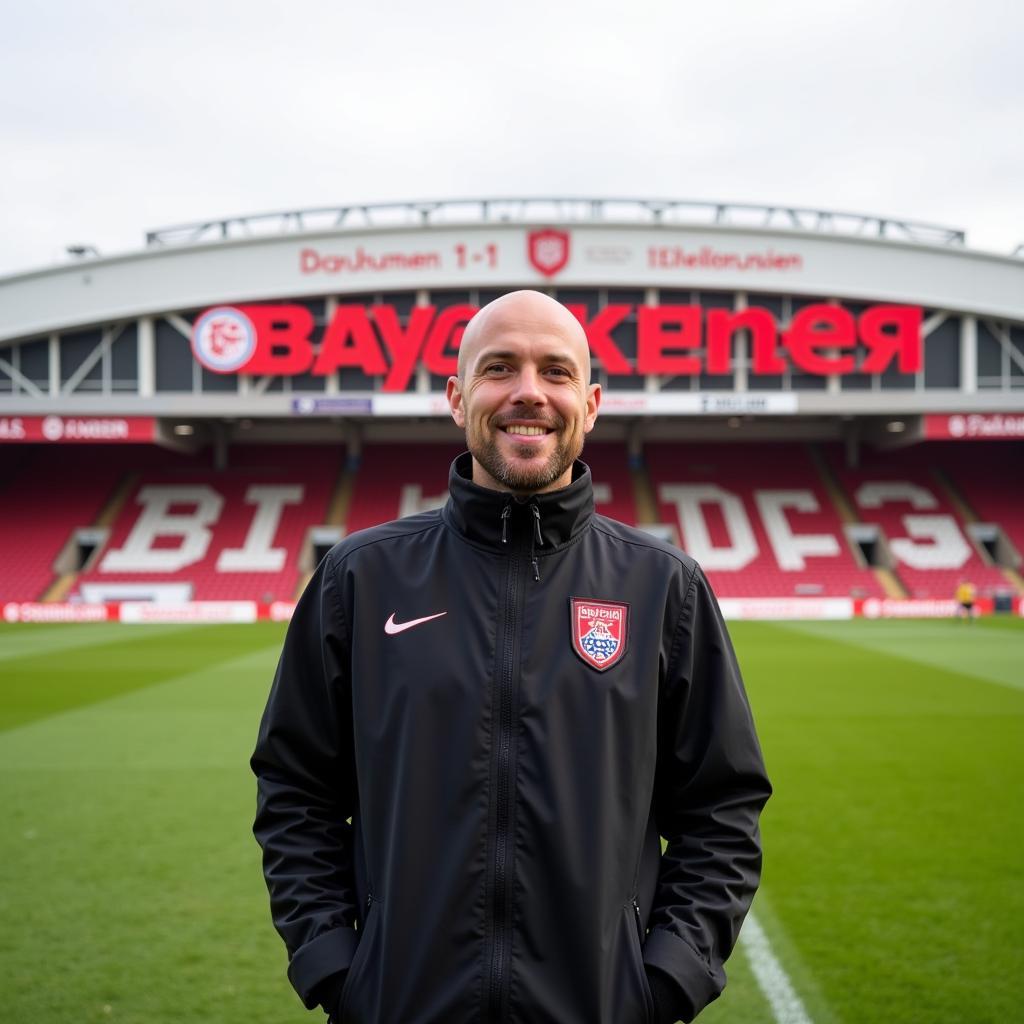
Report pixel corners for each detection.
[190,302,922,391]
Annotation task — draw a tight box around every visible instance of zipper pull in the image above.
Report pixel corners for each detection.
[531,556,540,582]
[530,503,543,545]
[366,892,373,911]
[500,504,511,544]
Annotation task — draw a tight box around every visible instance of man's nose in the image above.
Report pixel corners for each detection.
[510,365,546,405]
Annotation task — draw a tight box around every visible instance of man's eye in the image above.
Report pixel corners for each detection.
[485,363,511,374]
[545,366,571,377]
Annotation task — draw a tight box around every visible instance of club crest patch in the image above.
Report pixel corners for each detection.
[570,598,628,671]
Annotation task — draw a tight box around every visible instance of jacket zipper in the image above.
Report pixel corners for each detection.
[486,545,523,1022]
[630,898,654,1024]
[337,891,378,1023]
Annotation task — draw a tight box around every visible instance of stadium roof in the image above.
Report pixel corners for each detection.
[142,197,971,250]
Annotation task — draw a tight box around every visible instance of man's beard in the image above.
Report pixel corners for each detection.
[469,414,584,493]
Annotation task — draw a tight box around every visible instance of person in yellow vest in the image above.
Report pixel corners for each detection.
[955,579,977,620]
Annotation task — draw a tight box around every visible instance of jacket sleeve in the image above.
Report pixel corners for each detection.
[250,554,360,1008]
[643,565,772,1021]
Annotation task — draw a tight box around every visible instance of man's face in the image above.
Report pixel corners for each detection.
[447,293,601,494]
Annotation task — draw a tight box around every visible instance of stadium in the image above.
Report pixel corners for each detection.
[1,199,1022,1024]
[1,197,1022,621]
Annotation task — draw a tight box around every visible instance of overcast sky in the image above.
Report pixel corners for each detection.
[2,0,1021,276]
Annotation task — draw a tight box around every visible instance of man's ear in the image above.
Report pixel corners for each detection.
[446,376,466,428]
[583,382,601,433]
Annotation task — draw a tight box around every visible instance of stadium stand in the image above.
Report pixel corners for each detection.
[0,445,143,603]
[579,442,638,526]
[70,445,340,603]
[824,443,1008,598]
[2,440,1019,605]
[645,442,882,598]
[934,442,1024,562]
[346,443,463,533]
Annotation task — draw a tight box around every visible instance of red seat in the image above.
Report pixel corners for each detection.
[824,443,1008,599]
[646,443,881,598]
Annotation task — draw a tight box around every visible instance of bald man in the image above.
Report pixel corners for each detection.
[448,290,600,496]
[252,291,770,1024]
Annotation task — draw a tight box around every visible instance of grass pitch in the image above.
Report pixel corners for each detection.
[0,617,1021,1023]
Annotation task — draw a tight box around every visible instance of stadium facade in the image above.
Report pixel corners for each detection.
[2,198,1022,621]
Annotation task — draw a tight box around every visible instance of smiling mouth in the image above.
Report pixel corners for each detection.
[502,424,552,436]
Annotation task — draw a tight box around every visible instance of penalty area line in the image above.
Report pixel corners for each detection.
[739,910,813,1024]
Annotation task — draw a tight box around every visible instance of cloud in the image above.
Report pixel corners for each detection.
[1,0,1022,273]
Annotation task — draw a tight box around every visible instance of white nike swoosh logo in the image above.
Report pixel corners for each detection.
[384,611,447,635]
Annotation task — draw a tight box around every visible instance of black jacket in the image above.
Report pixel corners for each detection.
[252,454,771,1024]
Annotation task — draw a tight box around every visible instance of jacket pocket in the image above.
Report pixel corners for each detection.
[338,893,382,1023]
[626,899,654,1024]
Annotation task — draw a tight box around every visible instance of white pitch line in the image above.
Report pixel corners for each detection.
[739,910,813,1024]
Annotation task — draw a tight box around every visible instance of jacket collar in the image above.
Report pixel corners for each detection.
[444,452,595,551]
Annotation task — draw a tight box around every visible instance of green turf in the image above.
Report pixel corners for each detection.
[0,618,1021,1023]
[733,617,1024,1024]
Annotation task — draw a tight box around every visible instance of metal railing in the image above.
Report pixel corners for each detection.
[144,197,967,249]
